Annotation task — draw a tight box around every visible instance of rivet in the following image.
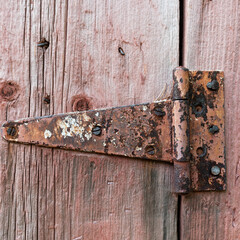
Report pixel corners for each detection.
[207,80,219,91]
[211,166,220,176]
[37,38,49,49]
[118,47,125,56]
[7,126,17,137]
[153,106,166,117]
[43,95,50,104]
[209,125,219,134]
[92,126,102,136]
[145,145,155,156]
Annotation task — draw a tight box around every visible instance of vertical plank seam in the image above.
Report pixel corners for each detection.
[178,1,186,240]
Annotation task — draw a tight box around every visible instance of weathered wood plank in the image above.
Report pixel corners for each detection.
[181,1,240,239]
[0,1,179,239]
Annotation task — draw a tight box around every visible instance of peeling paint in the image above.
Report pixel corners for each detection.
[44,130,52,139]
[135,146,142,152]
[58,116,85,141]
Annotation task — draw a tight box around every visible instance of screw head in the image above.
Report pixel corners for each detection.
[92,126,102,136]
[43,95,50,104]
[211,166,220,176]
[7,126,17,137]
[153,106,166,117]
[118,47,125,56]
[207,80,219,91]
[145,145,155,156]
[209,125,219,134]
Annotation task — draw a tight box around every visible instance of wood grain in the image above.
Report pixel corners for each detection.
[0,1,179,239]
[181,1,240,239]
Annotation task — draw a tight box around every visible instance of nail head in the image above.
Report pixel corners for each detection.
[211,166,220,176]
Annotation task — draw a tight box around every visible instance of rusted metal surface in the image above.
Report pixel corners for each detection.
[172,66,189,100]
[1,68,226,193]
[189,71,226,191]
[2,101,173,162]
[172,67,190,194]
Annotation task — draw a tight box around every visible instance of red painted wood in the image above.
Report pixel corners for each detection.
[0,1,179,239]
[181,1,240,239]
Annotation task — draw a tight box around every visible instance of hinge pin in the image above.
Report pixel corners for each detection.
[172,67,190,194]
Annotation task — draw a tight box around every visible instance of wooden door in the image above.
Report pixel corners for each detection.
[0,1,179,240]
[0,1,237,240]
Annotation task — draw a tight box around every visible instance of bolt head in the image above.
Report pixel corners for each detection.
[207,80,219,91]
[145,145,155,156]
[153,106,166,117]
[43,96,50,104]
[92,126,102,136]
[7,126,17,137]
[209,125,219,134]
[211,166,220,176]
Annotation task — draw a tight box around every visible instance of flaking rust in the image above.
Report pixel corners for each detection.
[189,70,226,191]
[1,67,226,193]
[172,67,191,194]
[2,101,173,162]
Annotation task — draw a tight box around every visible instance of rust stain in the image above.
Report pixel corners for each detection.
[2,101,173,162]
[0,81,19,101]
[189,70,226,191]
[71,95,93,112]
[172,67,190,194]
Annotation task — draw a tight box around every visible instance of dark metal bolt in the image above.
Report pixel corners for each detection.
[145,145,155,155]
[211,166,220,176]
[43,95,50,104]
[7,126,17,137]
[37,38,49,49]
[207,80,219,91]
[92,126,102,136]
[118,47,125,56]
[209,125,219,134]
[153,106,166,117]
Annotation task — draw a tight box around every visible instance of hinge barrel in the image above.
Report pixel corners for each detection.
[172,67,190,194]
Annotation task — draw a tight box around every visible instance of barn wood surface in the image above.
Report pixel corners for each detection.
[0,1,179,239]
[181,0,240,239]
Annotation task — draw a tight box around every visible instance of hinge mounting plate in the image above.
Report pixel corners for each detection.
[1,67,226,194]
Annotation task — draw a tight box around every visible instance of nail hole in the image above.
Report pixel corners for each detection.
[195,104,203,113]
[196,147,203,156]
[196,146,207,157]
[0,81,19,101]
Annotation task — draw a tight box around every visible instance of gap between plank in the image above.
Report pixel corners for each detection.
[179,0,185,66]
[177,1,185,240]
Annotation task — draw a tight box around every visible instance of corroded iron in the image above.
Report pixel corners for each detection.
[172,67,190,194]
[1,67,226,193]
[2,101,172,162]
[189,70,226,191]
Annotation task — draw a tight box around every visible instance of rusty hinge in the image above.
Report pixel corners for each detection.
[1,67,226,194]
